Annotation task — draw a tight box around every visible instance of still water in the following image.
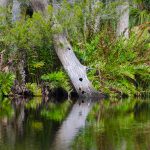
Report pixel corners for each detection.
[0,97,150,150]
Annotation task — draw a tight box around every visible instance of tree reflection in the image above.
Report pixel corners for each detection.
[72,99,150,150]
[52,98,95,150]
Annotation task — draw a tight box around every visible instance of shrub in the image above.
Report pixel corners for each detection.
[0,72,15,96]
[41,71,71,92]
[74,27,150,97]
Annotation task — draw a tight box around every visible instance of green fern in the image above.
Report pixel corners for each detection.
[41,71,71,92]
[0,73,15,96]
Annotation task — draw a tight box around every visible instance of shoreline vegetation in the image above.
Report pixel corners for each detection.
[0,0,150,99]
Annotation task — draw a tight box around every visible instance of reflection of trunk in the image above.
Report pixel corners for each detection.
[14,103,25,134]
[116,0,129,38]
[31,0,100,97]
[52,98,93,150]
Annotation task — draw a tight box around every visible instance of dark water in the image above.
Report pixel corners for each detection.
[0,97,150,150]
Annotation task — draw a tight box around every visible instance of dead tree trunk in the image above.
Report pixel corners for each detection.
[0,0,7,7]
[116,0,129,38]
[12,0,21,22]
[31,0,100,97]
[93,0,101,33]
[53,34,99,97]
[0,50,5,71]
[0,1,8,71]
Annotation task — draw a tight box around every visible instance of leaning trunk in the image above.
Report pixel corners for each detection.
[53,34,98,97]
[31,0,100,97]
[116,0,129,38]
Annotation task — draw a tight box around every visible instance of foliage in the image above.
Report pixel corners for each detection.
[0,72,15,96]
[41,100,72,122]
[0,98,14,118]
[130,7,150,27]
[1,11,59,83]
[25,83,42,96]
[72,99,150,150]
[55,0,118,46]
[0,0,150,97]
[41,71,71,92]
[25,97,42,109]
[74,27,150,97]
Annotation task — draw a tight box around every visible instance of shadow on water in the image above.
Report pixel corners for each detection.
[0,97,150,149]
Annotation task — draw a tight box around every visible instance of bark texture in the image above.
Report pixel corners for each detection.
[0,0,7,7]
[93,0,101,33]
[53,34,98,97]
[0,1,7,71]
[0,50,5,71]
[116,0,129,38]
[12,0,21,22]
[12,0,26,85]
[31,0,100,97]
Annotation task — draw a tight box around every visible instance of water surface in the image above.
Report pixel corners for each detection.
[0,97,150,150]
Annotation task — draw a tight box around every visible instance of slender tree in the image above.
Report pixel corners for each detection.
[12,0,21,22]
[116,0,129,38]
[0,0,8,70]
[0,0,8,7]
[12,0,28,91]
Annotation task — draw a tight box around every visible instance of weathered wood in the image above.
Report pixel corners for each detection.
[0,0,7,7]
[0,50,5,71]
[31,0,100,97]
[53,33,99,97]
[12,0,21,22]
[116,0,129,38]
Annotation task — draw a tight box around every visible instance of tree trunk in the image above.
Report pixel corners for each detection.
[53,34,99,97]
[0,50,5,71]
[12,0,21,22]
[31,0,100,97]
[0,1,7,71]
[0,0,7,7]
[12,0,28,93]
[116,0,129,38]
[93,0,101,33]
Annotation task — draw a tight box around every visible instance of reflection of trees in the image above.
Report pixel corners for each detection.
[0,98,26,149]
[2,97,150,150]
[72,99,150,150]
[0,97,74,150]
[40,100,72,122]
[134,102,150,122]
[52,98,94,150]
